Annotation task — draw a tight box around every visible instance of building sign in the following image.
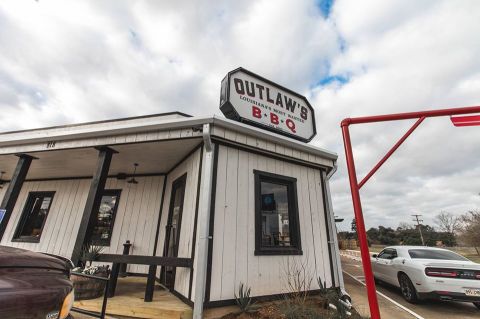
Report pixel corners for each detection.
[220,68,316,142]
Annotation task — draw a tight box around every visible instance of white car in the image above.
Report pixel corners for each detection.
[371,246,480,309]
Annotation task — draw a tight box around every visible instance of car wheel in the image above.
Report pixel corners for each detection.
[398,273,418,303]
[473,302,480,310]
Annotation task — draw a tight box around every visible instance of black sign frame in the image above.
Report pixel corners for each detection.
[220,67,317,143]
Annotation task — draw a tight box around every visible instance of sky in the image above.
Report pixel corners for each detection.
[1,0,480,231]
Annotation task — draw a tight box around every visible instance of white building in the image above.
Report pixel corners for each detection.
[0,71,343,317]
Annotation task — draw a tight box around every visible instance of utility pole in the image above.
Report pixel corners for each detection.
[412,214,425,246]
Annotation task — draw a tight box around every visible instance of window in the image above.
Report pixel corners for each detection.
[377,249,397,260]
[254,170,302,255]
[408,249,468,261]
[13,191,55,242]
[89,189,121,246]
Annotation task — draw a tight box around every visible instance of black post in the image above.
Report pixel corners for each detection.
[71,147,117,265]
[119,240,132,277]
[107,263,120,298]
[0,154,35,241]
[144,265,157,302]
[100,276,109,319]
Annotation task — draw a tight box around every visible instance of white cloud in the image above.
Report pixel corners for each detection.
[314,0,480,230]
[1,0,480,230]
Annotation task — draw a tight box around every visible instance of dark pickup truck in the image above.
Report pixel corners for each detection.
[0,245,74,319]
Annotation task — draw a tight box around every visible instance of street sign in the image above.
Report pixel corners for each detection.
[451,115,480,126]
[220,68,316,142]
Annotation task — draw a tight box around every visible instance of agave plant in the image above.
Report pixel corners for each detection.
[234,283,258,313]
[317,276,340,309]
[81,244,104,266]
[318,277,328,296]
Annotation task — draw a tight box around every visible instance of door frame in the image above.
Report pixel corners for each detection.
[160,173,187,290]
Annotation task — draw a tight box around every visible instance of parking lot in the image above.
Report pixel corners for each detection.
[341,256,479,319]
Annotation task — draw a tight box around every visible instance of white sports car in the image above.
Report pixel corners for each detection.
[371,246,480,309]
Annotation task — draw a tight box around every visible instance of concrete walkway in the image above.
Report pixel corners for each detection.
[344,274,416,319]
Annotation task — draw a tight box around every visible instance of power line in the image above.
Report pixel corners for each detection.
[412,214,425,246]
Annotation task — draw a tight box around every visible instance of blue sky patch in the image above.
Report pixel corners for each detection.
[314,74,349,87]
[316,0,334,18]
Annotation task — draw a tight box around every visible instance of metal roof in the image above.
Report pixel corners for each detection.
[0,113,337,161]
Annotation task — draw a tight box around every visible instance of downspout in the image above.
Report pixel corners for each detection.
[325,161,351,302]
[193,123,215,318]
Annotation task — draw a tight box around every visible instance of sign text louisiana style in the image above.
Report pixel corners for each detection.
[220,68,317,142]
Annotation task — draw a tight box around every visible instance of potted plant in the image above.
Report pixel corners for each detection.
[71,245,109,300]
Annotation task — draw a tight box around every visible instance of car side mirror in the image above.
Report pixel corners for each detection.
[372,254,378,258]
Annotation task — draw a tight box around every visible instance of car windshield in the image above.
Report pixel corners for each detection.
[408,249,469,261]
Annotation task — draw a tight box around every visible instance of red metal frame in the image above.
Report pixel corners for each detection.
[341,105,480,319]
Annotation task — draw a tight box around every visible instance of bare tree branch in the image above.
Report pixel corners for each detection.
[434,211,460,235]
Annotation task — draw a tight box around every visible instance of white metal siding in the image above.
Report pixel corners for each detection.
[210,145,332,301]
[155,148,201,299]
[211,125,335,168]
[0,176,165,274]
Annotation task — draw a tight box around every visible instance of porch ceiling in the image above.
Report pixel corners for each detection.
[0,138,202,180]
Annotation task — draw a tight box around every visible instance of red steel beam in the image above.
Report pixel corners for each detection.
[341,124,381,319]
[340,105,480,319]
[358,116,426,189]
[342,105,480,126]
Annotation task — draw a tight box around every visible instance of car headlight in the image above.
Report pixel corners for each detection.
[59,289,74,319]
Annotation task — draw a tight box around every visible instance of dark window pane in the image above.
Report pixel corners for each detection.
[260,181,291,248]
[254,171,301,255]
[90,191,120,246]
[408,249,468,261]
[167,184,185,257]
[15,192,54,241]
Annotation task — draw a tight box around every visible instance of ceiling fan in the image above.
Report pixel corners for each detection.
[127,163,139,184]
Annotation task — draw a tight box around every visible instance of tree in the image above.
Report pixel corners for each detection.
[367,227,380,244]
[377,226,398,245]
[458,210,480,255]
[397,224,424,245]
[435,211,460,235]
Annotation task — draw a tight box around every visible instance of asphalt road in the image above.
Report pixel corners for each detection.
[341,255,479,319]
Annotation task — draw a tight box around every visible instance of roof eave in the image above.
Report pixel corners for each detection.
[0,115,337,162]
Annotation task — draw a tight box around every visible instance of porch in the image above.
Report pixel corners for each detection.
[72,276,239,319]
[73,276,192,319]
[0,116,206,308]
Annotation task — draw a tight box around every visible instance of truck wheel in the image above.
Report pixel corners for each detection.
[398,273,419,303]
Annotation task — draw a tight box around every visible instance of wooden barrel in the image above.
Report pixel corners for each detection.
[71,272,108,300]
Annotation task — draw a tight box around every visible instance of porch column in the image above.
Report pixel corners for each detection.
[0,154,35,241]
[72,146,117,265]
[193,124,215,318]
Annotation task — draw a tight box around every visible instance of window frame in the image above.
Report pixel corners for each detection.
[89,189,122,247]
[254,170,302,256]
[13,191,56,243]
